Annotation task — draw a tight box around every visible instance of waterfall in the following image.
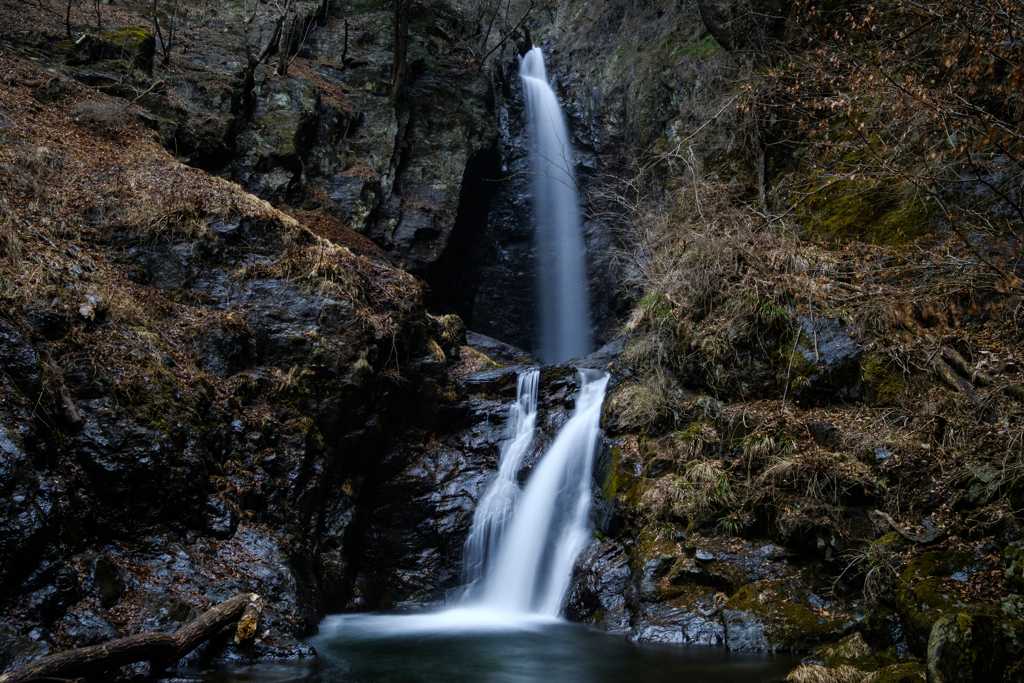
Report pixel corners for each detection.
[464,369,609,616]
[319,46,609,634]
[520,46,593,364]
[461,370,540,595]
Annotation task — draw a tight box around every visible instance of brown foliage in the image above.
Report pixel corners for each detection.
[749,0,1024,249]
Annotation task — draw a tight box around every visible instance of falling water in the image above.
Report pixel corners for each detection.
[464,369,609,616]
[309,46,610,637]
[461,370,540,596]
[520,46,593,364]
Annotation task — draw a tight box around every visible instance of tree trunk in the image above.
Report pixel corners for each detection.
[0,593,263,683]
[391,0,410,101]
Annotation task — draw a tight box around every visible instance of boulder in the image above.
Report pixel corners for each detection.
[927,613,1006,683]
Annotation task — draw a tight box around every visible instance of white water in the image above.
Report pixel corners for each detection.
[462,370,540,595]
[316,47,607,636]
[469,369,609,615]
[332,369,608,634]
[520,47,593,364]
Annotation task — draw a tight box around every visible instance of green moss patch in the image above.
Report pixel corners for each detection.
[801,177,932,246]
[727,579,851,650]
[860,355,905,406]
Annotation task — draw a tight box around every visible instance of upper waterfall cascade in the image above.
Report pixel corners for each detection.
[520,46,593,365]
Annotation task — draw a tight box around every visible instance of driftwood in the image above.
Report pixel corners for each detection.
[0,593,263,683]
[871,510,943,544]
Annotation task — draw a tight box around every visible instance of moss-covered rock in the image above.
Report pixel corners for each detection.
[894,548,996,645]
[723,579,853,651]
[926,613,1006,683]
[861,355,906,406]
[99,27,156,73]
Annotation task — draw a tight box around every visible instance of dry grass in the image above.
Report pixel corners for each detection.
[600,55,1024,568]
[640,459,734,523]
[609,371,682,433]
[786,664,874,683]
[612,171,821,401]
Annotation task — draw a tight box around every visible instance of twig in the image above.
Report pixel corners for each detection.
[476,0,535,65]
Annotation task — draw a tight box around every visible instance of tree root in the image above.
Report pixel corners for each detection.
[0,593,263,683]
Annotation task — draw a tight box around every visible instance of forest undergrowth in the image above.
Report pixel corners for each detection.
[599,0,1024,626]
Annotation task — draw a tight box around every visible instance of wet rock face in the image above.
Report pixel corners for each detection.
[793,317,865,404]
[233,75,321,205]
[424,61,538,352]
[353,436,500,609]
[0,416,50,596]
[565,542,632,633]
[564,528,859,651]
[634,601,725,646]
[345,364,586,610]
[0,197,462,663]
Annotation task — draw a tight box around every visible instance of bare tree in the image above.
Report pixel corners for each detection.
[151,0,180,66]
[391,0,411,101]
[237,0,294,115]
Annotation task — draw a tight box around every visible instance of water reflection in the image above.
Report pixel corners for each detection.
[178,614,799,683]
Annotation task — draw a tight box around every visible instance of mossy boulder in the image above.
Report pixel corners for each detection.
[59,28,155,73]
[861,355,906,406]
[926,613,1006,683]
[99,27,156,73]
[894,548,995,644]
[901,549,977,581]
[723,579,853,651]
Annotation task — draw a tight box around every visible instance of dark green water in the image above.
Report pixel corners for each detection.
[183,610,800,683]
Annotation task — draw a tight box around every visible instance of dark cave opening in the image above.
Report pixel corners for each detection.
[425,146,537,353]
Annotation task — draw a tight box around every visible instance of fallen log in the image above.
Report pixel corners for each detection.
[0,593,263,683]
[931,353,974,394]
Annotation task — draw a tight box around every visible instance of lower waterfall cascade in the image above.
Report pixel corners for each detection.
[321,367,610,634]
[467,369,609,616]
